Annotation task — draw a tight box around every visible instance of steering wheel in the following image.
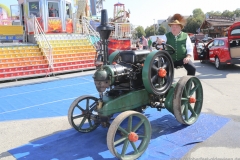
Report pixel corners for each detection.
[155,43,176,55]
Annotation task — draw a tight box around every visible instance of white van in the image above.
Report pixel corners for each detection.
[149,35,165,47]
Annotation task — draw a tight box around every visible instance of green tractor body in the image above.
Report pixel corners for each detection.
[67,9,203,160]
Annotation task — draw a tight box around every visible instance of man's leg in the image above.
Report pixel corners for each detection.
[183,60,196,76]
[174,60,196,76]
[174,60,184,68]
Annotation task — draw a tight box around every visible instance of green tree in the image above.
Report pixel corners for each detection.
[234,9,240,17]
[222,10,234,17]
[184,8,204,33]
[193,8,205,22]
[157,25,166,35]
[206,11,222,16]
[145,25,155,37]
[183,17,199,33]
[134,26,145,38]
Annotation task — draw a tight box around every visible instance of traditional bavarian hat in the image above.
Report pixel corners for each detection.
[168,13,186,29]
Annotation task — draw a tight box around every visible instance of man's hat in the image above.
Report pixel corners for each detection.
[168,13,186,29]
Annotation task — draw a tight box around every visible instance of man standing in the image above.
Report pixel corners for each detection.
[148,37,152,51]
[158,13,196,76]
[142,36,148,50]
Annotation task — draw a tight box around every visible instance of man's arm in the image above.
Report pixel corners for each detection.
[183,35,193,64]
[186,35,193,58]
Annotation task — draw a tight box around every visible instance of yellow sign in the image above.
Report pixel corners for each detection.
[48,19,62,32]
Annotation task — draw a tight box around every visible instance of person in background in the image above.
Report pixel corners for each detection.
[157,13,196,76]
[136,41,140,50]
[141,36,148,50]
[154,37,160,48]
[148,37,152,51]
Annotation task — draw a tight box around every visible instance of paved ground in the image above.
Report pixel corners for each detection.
[183,61,240,159]
[0,59,240,159]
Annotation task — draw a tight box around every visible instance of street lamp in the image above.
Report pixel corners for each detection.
[153,19,155,35]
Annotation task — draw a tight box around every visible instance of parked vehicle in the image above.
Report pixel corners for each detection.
[191,34,205,43]
[193,22,240,69]
[202,37,213,42]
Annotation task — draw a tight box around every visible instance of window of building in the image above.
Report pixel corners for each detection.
[48,2,59,17]
[10,5,20,20]
[29,2,40,17]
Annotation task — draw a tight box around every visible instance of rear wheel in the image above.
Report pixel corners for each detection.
[173,76,203,125]
[215,56,223,70]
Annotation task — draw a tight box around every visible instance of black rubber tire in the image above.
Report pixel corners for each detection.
[215,56,224,70]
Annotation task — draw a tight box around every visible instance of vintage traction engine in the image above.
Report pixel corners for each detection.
[68,10,203,160]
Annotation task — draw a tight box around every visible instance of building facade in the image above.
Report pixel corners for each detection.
[200,16,240,38]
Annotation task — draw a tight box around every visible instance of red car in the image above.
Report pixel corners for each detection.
[194,22,240,69]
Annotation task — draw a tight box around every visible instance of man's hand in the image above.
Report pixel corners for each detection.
[183,55,191,64]
[157,39,165,44]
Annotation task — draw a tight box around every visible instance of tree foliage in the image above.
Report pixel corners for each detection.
[183,17,200,33]
[145,25,155,37]
[157,25,166,35]
[234,9,240,17]
[206,11,221,16]
[222,10,234,17]
[184,8,204,33]
[206,9,240,17]
[192,8,205,23]
[135,26,145,38]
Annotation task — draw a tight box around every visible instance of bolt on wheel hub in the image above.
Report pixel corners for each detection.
[189,96,196,103]
[158,68,167,78]
[128,132,139,142]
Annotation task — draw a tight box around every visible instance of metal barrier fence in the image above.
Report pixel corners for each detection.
[31,16,54,71]
[111,23,131,39]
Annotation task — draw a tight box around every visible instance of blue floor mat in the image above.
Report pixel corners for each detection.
[0,75,230,159]
[8,109,229,160]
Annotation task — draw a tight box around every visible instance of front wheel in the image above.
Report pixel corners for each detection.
[68,95,100,133]
[107,111,151,160]
[142,50,174,95]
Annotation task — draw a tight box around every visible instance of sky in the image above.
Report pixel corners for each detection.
[1,0,239,29]
[102,0,240,29]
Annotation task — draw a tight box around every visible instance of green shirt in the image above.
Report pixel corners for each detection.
[165,32,188,61]
[148,39,152,47]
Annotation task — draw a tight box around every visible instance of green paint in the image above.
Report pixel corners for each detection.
[98,89,150,116]
[108,50,120,64]
[164,83,177,114]
[142,50,158,94]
